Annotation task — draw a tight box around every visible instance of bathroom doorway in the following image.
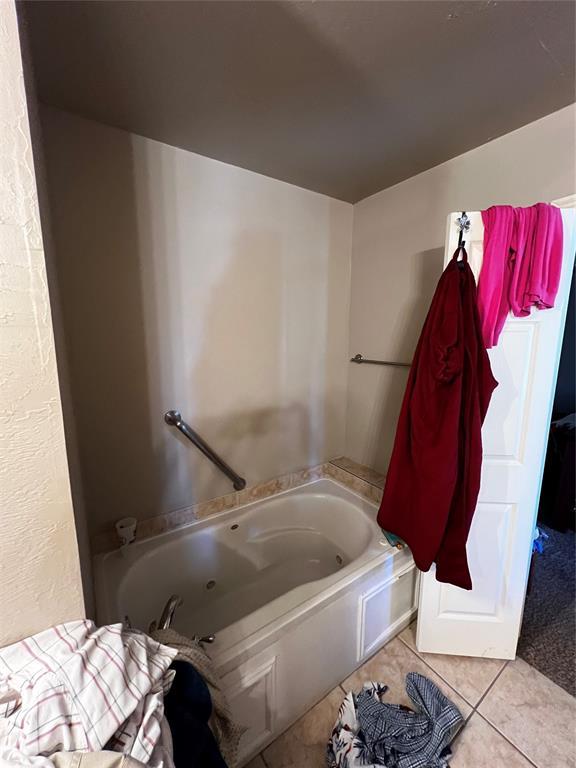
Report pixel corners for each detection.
[517,269,575,696]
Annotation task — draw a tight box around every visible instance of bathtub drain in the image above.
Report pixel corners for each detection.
[206,580,216,590]
[336,554,343,566]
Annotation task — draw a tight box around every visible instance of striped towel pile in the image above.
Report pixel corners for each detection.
[0,620,177,768]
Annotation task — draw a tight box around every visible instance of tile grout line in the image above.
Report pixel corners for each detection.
[257,642,543,768]
[471,659,544,768]
[255,682,347,766]
[396,633,535,754]
[395,642,541,767]
[471,659,509,714]
[257,651,541,768]
[472,710,540,768]
[396,633,476,712]
[465,660,543,765]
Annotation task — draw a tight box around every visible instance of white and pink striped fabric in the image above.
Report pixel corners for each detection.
[0,621,177,768]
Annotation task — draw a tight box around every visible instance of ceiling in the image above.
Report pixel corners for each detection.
[21,1,575,203]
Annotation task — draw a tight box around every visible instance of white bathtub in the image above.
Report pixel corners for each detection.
[94,478,417,763]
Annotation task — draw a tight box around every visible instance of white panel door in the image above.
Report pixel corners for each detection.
[417,199,575,659]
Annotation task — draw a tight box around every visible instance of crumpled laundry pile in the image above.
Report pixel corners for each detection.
[150,628,244,768]
[0,620,242,768]
[0,620,176,768]
[327,673,464,768]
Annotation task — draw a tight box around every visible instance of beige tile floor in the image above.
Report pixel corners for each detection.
[245,623,576,768]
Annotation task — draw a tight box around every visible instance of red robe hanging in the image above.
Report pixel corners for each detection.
[377,247,497,590]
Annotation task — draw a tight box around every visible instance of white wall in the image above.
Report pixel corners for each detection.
[40,107,353,538]
[346,105,576,472]
[0,1,84,646]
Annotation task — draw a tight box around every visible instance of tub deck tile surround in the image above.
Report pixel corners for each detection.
[324,461,384,504]
[91,457,384,555]
[236,473,294,506]
[329,455,386,488]
[253,626,573,768]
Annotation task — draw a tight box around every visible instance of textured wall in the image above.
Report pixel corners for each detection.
[40,107,353,538]
[346,105,576,472]
[0,0,84,646]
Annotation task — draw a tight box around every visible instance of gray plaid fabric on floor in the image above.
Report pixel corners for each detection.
[356,673,464,768]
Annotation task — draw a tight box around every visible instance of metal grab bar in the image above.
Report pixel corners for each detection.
[350,353,410,368]
[164,410,247,490]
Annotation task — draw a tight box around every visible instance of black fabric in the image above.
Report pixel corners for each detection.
[539,422,575,532]
[165,660,228,768]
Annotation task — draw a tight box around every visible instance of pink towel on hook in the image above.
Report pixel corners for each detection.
[477,203,563,348]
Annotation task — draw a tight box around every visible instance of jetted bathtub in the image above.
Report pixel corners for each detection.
[94,478,417,763]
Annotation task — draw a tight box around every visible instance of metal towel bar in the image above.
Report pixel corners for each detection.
[164,410,247,490]
[350,353,410,368]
